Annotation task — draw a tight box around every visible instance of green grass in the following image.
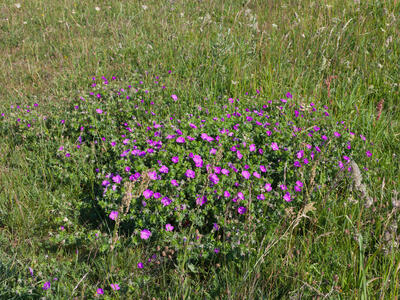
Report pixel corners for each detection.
[0,0,399,298]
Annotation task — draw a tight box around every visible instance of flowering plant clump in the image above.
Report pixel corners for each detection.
[0,72,377,268]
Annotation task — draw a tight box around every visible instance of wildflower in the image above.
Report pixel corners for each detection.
[322,135,328,141]
[159,165,169,173]
[65,153,71,157]
[224,191,231,198]
[209,173,219,185]
[148,171,157,180]
[253,171,261,178]
[334,132,341,138]
[171,179,179,187]
[294,185,302,192]
[238,206,247,214]
[249,144,256,152]
[43,281,51,290]
[210,148,217,155]
[214,248,220,253]
[176,136,185,143]
[242,170,251,179]
[161,197,172,206]
[110,284,120,291]
[185,169,196,179]
[153,192,161,199]
[260,165,266,172]
[280,184,287,191]
[172,156,179,163]
[137,262,144,269]
[171,94,178,101]
[296,181,303,187]
[338,161,344,168]
[366,150,372,157]
[140,229,151,240]
[112,174,122,184]
[109,211,118,221]
[271,142,279,151]
[221,168,229,175]
[165,224,174,231]
[257,194,265,200]
[297,150,304,159]
[213,223,219,231]
[237,150,243,160]
[294,161,301,167]
[196,195,207,206]
[237,192,245,200]
[283,192,291,202]
[143,189,153,199]
[264,183,272,192]
[96,108,103,114]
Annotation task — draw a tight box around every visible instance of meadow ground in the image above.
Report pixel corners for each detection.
[0,0,399,299]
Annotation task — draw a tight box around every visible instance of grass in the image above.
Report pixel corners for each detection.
[0,0,399,298]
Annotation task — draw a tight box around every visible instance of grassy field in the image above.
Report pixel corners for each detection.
[0,0,399,298]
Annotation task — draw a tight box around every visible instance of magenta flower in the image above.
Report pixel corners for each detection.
[260,165,266,172]
[294,185,302,192]
[296,181,303,187]
[112,174,122,184]
[172,156,179,163]
[303,158,309,164]
[137,262,144,269]
[366,150,372,157]
[176,136,185,143]
[237,192,245,200]
[161,197,172,206]
[237,150,243,160]
[294,161,301,167]
[97,288,104,295]
[224,191,231,198]
[297,150,304,159]
[334,132,341,138]
[253,171,261,178]
[140,229,151,240]
[109,211,118,221]
[171,179,179,187]
[196,195,207,206]
[143,189,153,199]
[210,148,217,155]
[153,192,161,199]
[257,194,265,200]
[209,173,219,185]
[338,161,344,168]
[271,142,279,151]
[322,135,328,141]
[96,108,103,114]
[238,206,247,214]
[249,144,256,152]
[264,183,272,192]
[110,283,120,291]
[242,170,251,179]
[280,184,287,191]
[283,192,291,202]
[43,281,51,290]
[159,165,169,173]
[171,94,178,101]
[221,168,230,175]
[148,171,157,180]
[165,224,174,231]
[185,169,196,179]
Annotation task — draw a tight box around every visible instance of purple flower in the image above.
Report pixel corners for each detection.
[213,223,219,230]
[296,150,304,159]
[143,189,153,199]
[165,224,174,231]
[161,196,172,206]
[224,191,231,198]
[280,184,287,191]
[185,169,196,179]
[303,158,309,165]
[210,148,217,155]
[137,262,144,269]
[159,165,169,173]
[221,168,229,175]
[43,281,51,290]
[264,183,272,192]
[214,248,220,253]
[112,174,122,184]
[209,173,219,185]
[237,192,245,200]
[96,108,103,114]
[176,136,185,143]
[322,135,328,141]
[102,180,110,187]
[171,179,179,187]
[366,150,372,157]
[242,170,251,179]
[110,283,120,291]
[171,94,178,101]
[109,211,118,221]
[271,142,279,151]
[338,161,344,168]
[97,288,104,295]
[253,171,261,178]
[196,195,207,206]
[153,192,161,199]
[334,132,341,138]
[125,166,131,172]
[260,165,266,172]
[140,229,151,240]
[238,206,247,214]
[249,144,256,152]
[343,155,350,161]
[257,194,265,200]
[283,192,291,202]
[237,150,243,160]
[294,161,301,167]
[148,171,157,180]
[172,156,179,163]
[296,181,303,187]
[294,185,302,192]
